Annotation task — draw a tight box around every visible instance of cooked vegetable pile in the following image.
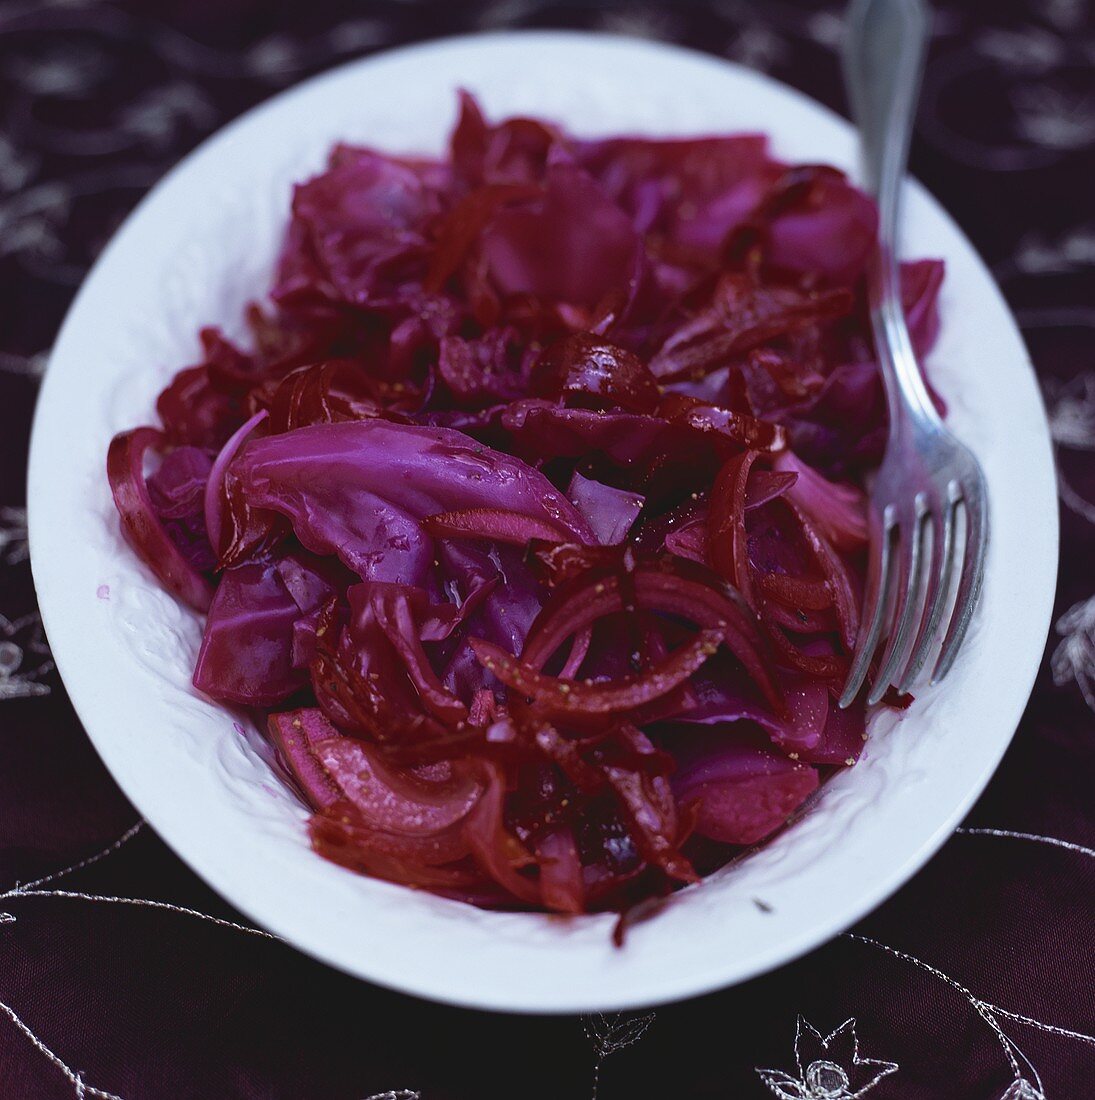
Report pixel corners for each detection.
[109,94,944,928]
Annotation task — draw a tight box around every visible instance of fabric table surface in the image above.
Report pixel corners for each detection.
[0,1,1092,1097]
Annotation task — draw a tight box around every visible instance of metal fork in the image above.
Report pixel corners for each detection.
[838,0,989,708]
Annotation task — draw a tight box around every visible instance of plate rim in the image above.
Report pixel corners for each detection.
[27,28,1059,1013]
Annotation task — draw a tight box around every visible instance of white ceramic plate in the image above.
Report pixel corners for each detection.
[28,32,1057,1013]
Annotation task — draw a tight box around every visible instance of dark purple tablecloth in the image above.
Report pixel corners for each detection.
[1,2,1092,1097]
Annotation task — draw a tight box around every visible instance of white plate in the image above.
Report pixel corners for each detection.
[28,32,1058,1013]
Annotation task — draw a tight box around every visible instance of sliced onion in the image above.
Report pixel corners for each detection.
[603,726,697,883]
[531,723,604,791]
[310,802,483,883]
[517,557,782,712]
[764,618,849,678]
[472,628,720,717]
[203,409,268,560]
[785,501,858,650]
[267,708,342,809]
[463,766,542,906]
[370,587,468,723]
[314,738,481,836]
[708,449,759,602]
[758,573,833,610]
[536,827,585,914]
[107,428,214,612]
[663,518,707,564]
[746,469,798,509]
[660,393,786,453]
[423,507,571,546]
[558,625,593,679]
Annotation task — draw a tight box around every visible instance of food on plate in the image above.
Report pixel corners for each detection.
[108,93,944,931]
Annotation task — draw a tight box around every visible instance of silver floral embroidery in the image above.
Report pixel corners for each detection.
[597,6,679,43]
[0,997,125,1100]
[999,1079,1046,1100]
[2,42,111,98]
[583,1012,655,1099]
[1042,369,1095,527]
[244,35,305,81]
[0,824,141,1097]
[475,0,546,31]
[803,11,843,49]
[1011,85,1095,151]
[1051,595,1095,710]
[0,611,53,699]
[956,827,1095,860]
[0,506,29,563]
[326,19,391,54]
[1030,310,1095,531]
[0,821,145,924]
[847,929,1095,1100]
[997,225,1095,279]
[362,1092,420,1100]
[919,5,1095,173]
[0,165,163,284]
[1043,0,1088,32]
[0,822,289,1100]
[0,350,49,380]
[116,82,217,152]
[975,27,1065,73]
[757,1017,898,1099]
[0,133,39,193]
[724,24,789,72]
[1043,372,1095,450]
[0,180,71,269]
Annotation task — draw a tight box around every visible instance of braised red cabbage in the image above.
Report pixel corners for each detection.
[107,95,945,928]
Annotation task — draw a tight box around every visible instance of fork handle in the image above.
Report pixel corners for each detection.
[843,0,939,426]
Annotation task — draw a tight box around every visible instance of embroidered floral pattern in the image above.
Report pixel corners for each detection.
[757,1017,898,1099]
[1051,596,1095,710]
[583,1012,656,1099]
[0,506,29,563]
[0,611,53,700]
[999,1080,1046,1100]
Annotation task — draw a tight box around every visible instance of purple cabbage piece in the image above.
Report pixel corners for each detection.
[800,696,869,766]
[766,172,879,285]
[439,541,544,697]
[679,658,869,766]
[193,562,304,706]
[146,446,216,572]
[681,654,830,753]
[227,420,593,585]
[480,160,642,309]
[669,725,820,845]
[902,258,945,357]
[438,329,526,404]
[783,259,945,476]
[194,550,342,706]
[567,471,644,545]
[501,400,669,466]
[147,446,212,517]
[272,146,443,312]
[772,451,868,551]
[573,132,775,263]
